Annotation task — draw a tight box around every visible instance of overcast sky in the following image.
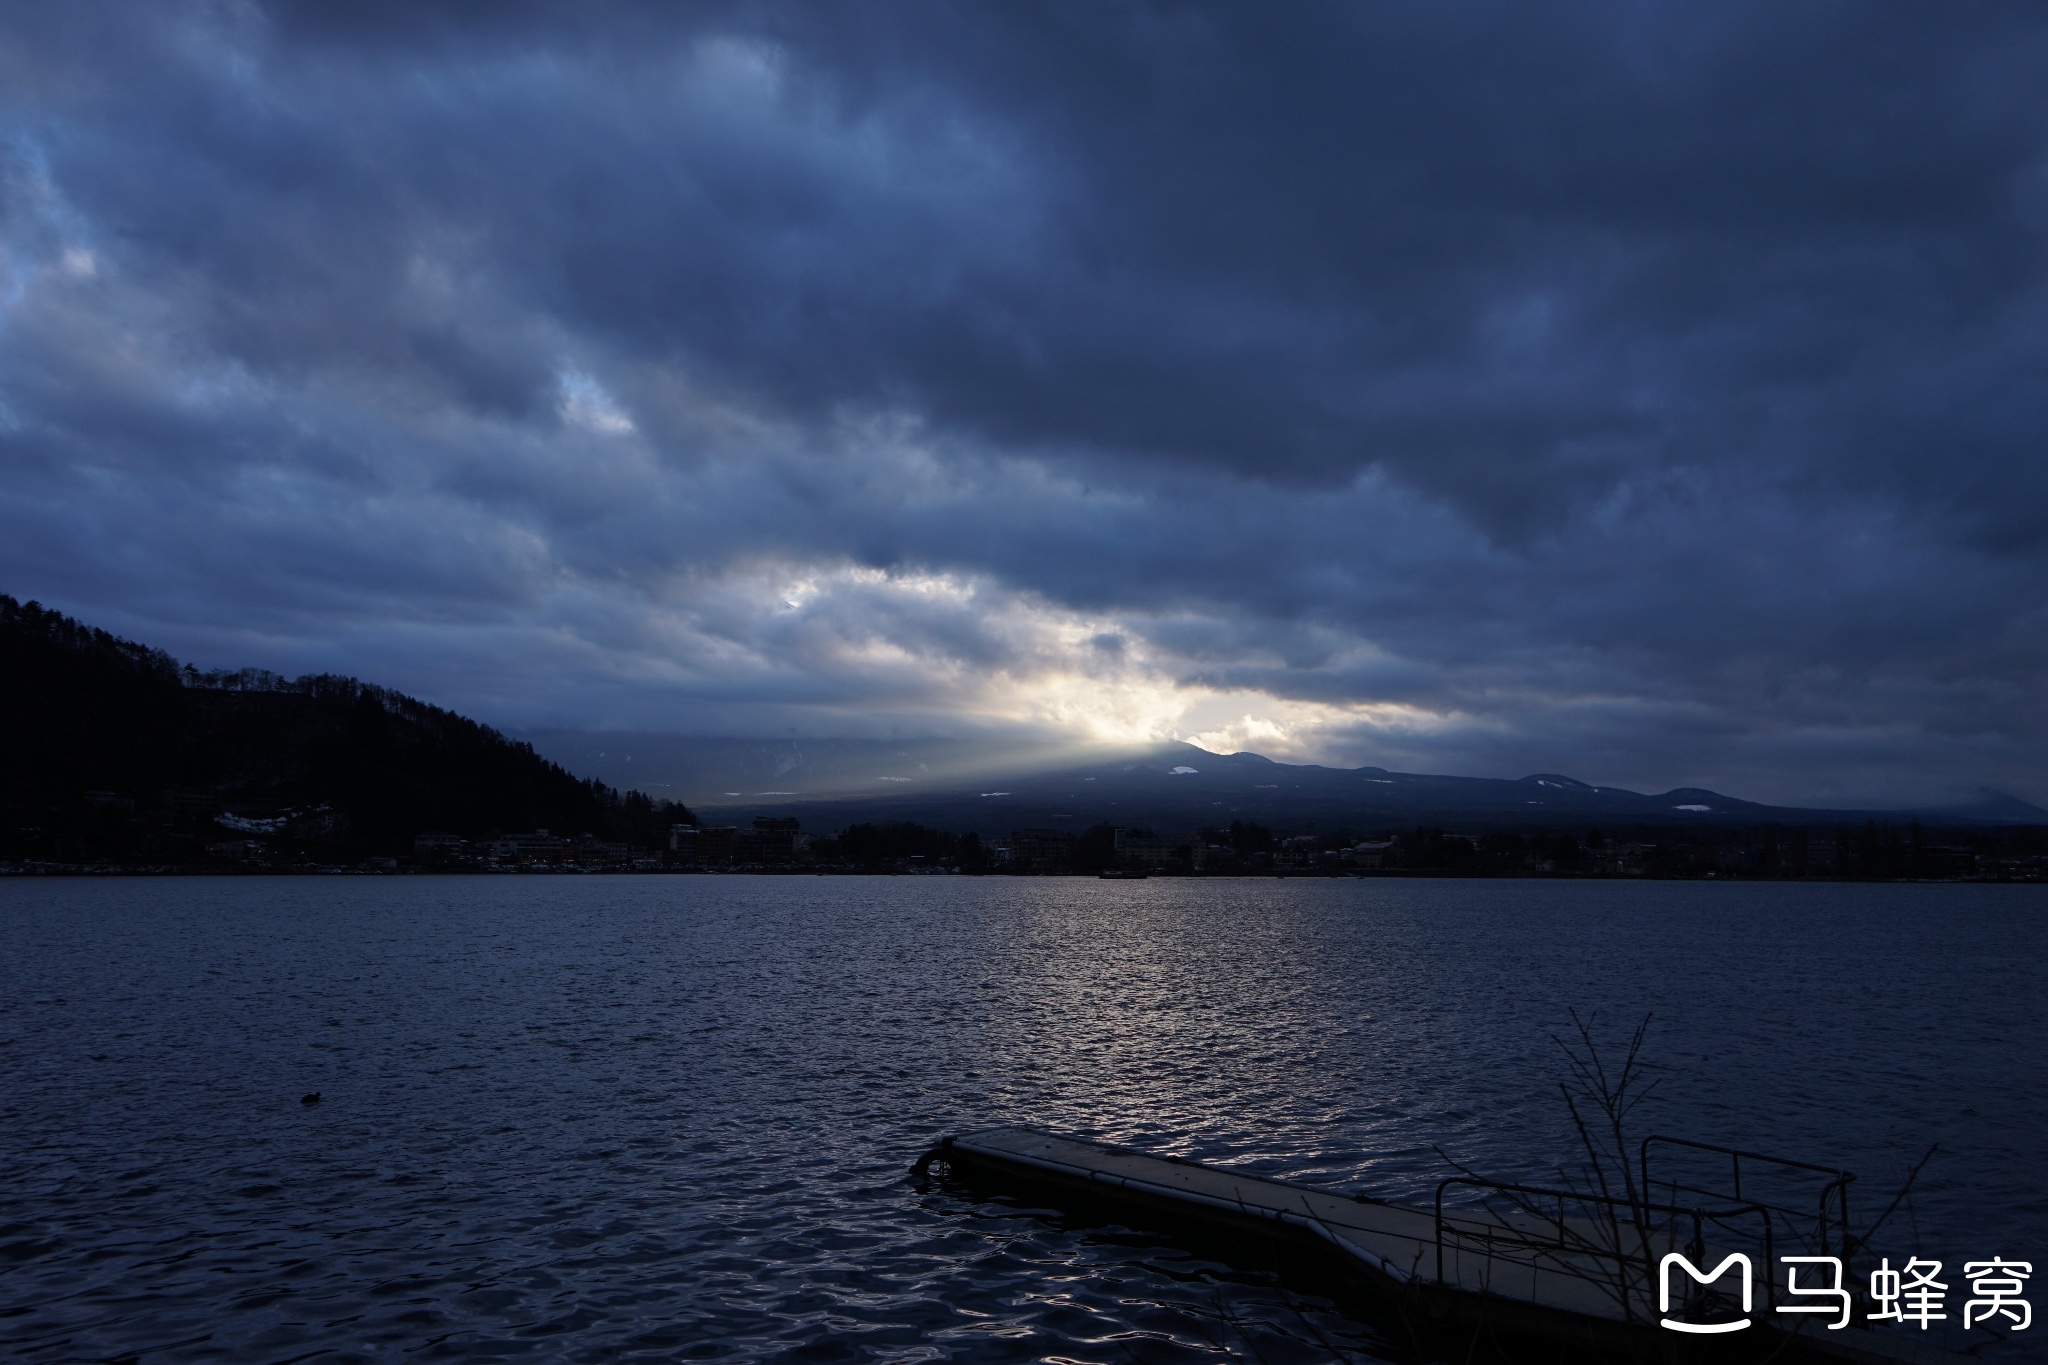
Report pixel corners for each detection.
[4,2,2047,806]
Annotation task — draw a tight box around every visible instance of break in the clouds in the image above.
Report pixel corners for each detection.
[4,1,2048,807]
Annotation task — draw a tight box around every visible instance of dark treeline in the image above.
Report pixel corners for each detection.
[0,596,690,865]
[790,817,2044,879]
[1353,823,2047,879]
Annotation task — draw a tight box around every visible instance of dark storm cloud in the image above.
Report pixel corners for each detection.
[3,0,2047,804]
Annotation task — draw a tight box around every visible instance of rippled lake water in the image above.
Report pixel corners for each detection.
[2,876,2043,1363]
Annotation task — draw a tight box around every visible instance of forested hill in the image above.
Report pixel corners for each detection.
[0,595,690,864]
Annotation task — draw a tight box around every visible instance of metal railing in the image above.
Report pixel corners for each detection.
[1434,1175,1777,1322]
[1639,1136,1854,1259]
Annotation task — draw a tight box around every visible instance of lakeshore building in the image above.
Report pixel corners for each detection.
[1000,828,1075,872]
[669,817,802,865]
[1344,839,1396,868]
[489,830,571,861]
[1275,834,1321,869]
[692,826,740,864]
[1113,828,1193,871]
[739,817,801,863]
[413,831,469,862]
[571,833,632,863]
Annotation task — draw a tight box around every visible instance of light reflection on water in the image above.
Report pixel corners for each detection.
[1,876,2041,1362]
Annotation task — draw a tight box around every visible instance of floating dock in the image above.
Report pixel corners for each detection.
[916,1127,1974,1365]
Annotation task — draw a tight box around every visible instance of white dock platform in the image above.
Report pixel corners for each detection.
[921,1126,1974,1365]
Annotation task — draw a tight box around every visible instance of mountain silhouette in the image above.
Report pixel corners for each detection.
[0,595,688,864]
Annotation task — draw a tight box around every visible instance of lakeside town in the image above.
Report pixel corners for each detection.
[399,815,2048,879]
[15,808,2040,881]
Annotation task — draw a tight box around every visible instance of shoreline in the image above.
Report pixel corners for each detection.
[4,863,2039,884]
